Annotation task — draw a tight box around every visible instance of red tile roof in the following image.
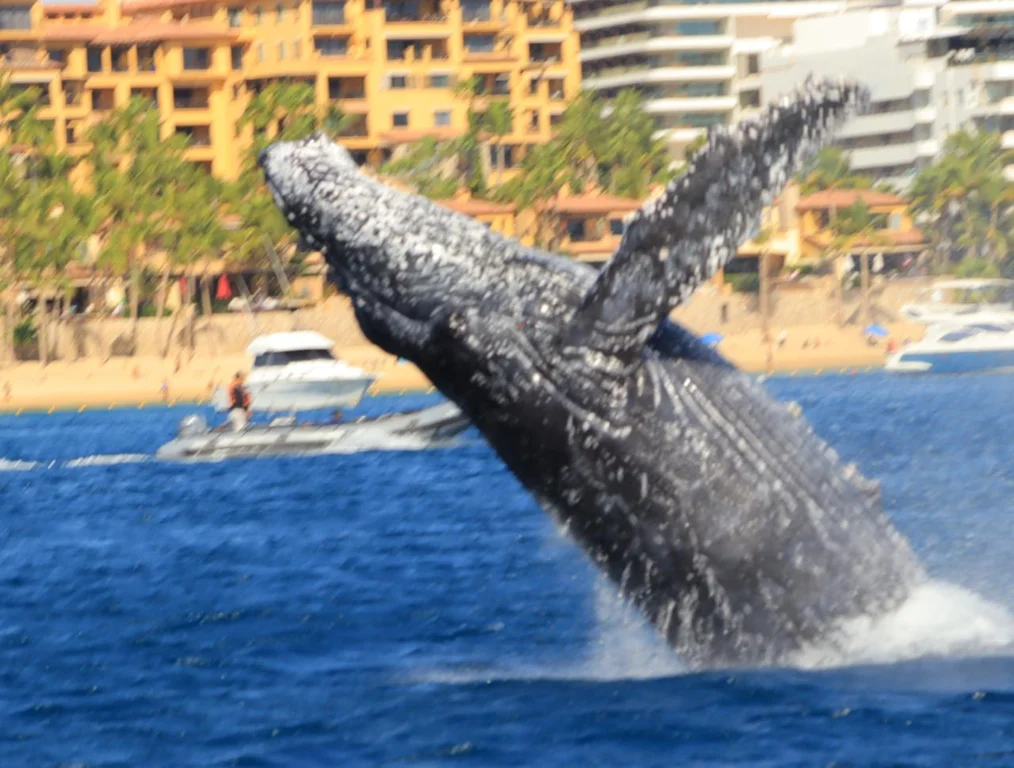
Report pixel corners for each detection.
[438,197,516,216]
[540,194,641,215]
[796,189,908,211]
[40,24,104,41]
[92,21,239,43]
[43,4,101,15]
[803,228,927,250]
[121,0,213,12]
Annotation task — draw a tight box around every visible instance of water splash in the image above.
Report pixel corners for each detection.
[788,580,1014,670]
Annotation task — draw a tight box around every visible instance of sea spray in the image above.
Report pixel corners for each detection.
[788,581,1014,670]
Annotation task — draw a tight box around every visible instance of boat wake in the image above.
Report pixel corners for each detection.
[0,457,39,472]
[63,453,152,469]
[0,453,151,471]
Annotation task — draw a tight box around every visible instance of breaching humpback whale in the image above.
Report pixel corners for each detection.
[259,79,925,667]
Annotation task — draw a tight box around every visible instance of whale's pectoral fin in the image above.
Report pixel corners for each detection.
[575,78,869,355]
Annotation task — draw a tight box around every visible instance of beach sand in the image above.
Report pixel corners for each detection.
[0,320,923,413]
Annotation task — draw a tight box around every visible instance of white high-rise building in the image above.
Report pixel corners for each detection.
[571,0,846,159]
[763,0,1014,187]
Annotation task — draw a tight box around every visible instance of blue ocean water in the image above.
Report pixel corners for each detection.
[1,375,1014,767]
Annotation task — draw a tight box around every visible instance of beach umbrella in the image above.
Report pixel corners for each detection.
[864,324,889,338]
[700,332,724,347]
[216,274,233,301]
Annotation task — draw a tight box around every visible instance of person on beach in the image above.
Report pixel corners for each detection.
[228,372,251,431]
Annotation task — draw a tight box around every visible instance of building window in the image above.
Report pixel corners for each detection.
[293,40,301,58]
[0,6,30,30]
[389,74,408,89]
[111,46,129,72]
[393,111,409,127]
[231,45,244,70]
[315,37,348,56]
[747,53,759,75]
[137,45,156,71]
[257,43,265,61]
[889,213,902,230]
[428,73,450,88]
[461,0,490,22]
[86,46,103,73]
[278,41,286,60]
[276,2,283,20]
[675,20,723,35]
[566,219,586,240]
[387,40,423,60]
[256,6,263,24]
[183,47,210,70]
[609,219,624,236]
[434,110,450,126]
[47,48,67,66]
[228,7,242,26]
[528,110,539,131]
[312,0,344,25]
[65,123,76,144]
[464,35,495,53]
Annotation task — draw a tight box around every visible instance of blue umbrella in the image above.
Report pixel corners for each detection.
[700,332,724,347]
[864,324,889,338]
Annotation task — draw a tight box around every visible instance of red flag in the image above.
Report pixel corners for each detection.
[216,274,232,301]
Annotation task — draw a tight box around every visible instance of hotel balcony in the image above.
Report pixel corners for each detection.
[846,143,918,171]
[644,95,736,114]
[583,64,735,91]
[838,110,916,138]
[580,32,732,62]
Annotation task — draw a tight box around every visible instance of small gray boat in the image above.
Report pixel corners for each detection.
[156,402,469,462]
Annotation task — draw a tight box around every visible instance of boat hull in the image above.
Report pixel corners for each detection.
[212,377,374,412]
[886,347,1014,374]
[157,402,469,461]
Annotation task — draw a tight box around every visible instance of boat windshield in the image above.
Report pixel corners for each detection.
[939,329,978,343]
[253,349,336,367]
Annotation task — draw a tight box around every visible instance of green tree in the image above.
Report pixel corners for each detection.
[909,130,1014,272]
[483,99,514,186]
[798,147,872,195]
[827,200,893,325]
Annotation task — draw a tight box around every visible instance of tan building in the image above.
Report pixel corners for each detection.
[2,0,581,179]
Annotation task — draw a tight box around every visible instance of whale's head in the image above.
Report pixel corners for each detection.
[258,132,360,255]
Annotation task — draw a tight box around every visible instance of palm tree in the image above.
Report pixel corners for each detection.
[482,99,514,186]
[909,130,1014,273]
[828,200,893,325]
[798,147,872,195]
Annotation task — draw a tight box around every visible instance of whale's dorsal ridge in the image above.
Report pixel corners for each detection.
[573,78,869,362]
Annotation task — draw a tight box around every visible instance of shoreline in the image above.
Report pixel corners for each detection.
[0,322,915,413]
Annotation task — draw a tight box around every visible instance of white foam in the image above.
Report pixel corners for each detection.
[63,453,151,468]
[787,580,1014,670]
[0,457,37,472]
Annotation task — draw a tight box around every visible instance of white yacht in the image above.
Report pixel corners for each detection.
[886,322,1014,374]
[213,331,375,412]
[900,279,1014,326]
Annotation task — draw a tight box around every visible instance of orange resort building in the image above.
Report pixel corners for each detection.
[1,0,580,179]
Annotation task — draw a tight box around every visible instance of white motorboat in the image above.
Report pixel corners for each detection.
[885,321,1014,374]
[156,402,470,461]
[213,331,375,412]
[900,279,1014,326]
